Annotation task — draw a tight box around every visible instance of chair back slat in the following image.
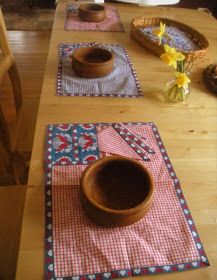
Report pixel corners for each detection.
[0,7,22,113]
[0,54,12,80]
[0,7,13,58]
[0,8,27,185]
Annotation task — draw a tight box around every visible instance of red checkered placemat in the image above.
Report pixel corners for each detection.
[65,4,124,32]
[57,43,142,97]
[44,122,209,279]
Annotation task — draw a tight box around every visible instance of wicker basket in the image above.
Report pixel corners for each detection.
[203,64,217,94]
[131,17,209,62]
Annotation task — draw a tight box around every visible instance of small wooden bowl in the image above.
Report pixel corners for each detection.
[78,3,106,22]
[80,156,155,227]
[71,47,114,78]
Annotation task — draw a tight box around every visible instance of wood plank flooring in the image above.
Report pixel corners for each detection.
[0,31,51,152]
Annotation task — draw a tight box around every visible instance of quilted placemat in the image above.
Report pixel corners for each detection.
[57,43,142,97]
[44,122,209,279]
[65,4,124,32]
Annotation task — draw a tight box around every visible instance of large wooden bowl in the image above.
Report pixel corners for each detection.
[71,47,114,78]
[78,3,106,22]
[80,156,155,227]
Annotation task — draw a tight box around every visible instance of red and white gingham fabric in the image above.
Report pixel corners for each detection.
[52,165,87,186]
[65,5,124,32]
[97,124,171,182]
[51,124,200,277]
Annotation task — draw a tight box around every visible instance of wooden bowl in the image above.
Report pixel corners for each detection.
[71,47,114,78]
[78,3,106,22]
[80,156,155,227]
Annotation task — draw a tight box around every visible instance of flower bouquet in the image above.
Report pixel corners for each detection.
[153,22,191,102]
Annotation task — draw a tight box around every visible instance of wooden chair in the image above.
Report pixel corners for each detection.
[0,185,26,280]
[0,7,28,185]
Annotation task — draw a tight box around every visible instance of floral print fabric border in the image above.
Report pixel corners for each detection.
[44,122,209,279]
[57,43,143,97]
[65,5,124,32]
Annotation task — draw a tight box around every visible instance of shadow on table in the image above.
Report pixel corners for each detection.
[143,87,167,103]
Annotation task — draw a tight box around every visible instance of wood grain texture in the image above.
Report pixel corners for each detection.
[78,3,106,22]
[0,7,29,184]
[0,28,50,275]
[0,185,26,280]
[16,1,217,279]
[0,7,22,149]
[0,30,51,153]
[80,155,154,227]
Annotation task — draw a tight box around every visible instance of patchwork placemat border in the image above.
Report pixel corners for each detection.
[64,4,125,32]
[44,122,209,280]
[57,43,143,98]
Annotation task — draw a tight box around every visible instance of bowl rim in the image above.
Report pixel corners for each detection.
[79,3,105,14]
[80,155,155,215]
[71,47,114,66]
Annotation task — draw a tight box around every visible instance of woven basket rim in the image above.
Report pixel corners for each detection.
[131,16,209,57]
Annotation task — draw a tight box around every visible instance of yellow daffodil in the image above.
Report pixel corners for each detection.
[153,21,166,45]
[160,44,185,69]
[174,72,191,88]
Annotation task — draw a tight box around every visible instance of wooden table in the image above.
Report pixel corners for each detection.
[16,1,217,279]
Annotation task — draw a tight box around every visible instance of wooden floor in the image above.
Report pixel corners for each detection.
[1,31,51,152]
[0,30,50,279]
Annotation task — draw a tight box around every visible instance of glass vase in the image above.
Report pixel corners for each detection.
[164,81,190,103]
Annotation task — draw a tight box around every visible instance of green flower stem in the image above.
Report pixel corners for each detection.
[164,83,190,102]
[177,60,184,73]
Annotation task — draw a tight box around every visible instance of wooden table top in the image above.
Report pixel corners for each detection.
[16,1,217,279]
